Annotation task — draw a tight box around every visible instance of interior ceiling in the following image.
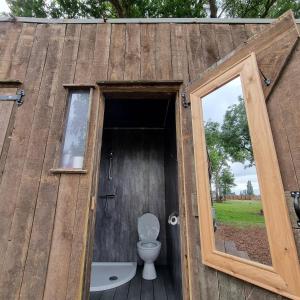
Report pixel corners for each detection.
[103,92,175,129]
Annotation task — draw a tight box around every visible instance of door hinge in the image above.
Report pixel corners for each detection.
[291,191,300,227]
[0,89,25,106]
[259,68,271,86]
[181,92,190,108]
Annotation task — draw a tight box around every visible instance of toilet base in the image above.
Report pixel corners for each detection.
[142,262,157,280]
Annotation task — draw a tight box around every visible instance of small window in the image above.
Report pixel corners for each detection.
[59,89,91,169]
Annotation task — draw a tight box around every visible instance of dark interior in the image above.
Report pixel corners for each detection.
[93,92,182,298]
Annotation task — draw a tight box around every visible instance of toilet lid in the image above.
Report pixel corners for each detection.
[138,213,160,241]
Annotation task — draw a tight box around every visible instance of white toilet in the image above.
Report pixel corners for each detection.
[137,213,161,280]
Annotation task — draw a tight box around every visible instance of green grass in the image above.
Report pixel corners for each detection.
[214,200,265,228]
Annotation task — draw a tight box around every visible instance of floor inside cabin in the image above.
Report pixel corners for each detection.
[90,267,176,300]
[91,92,182,299]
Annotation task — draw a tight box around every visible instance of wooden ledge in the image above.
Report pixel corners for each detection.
[0,80,22,88]
[63,84,96,89]
[97,80,183,86]
[50,168,88,174]
[97,80,183,93]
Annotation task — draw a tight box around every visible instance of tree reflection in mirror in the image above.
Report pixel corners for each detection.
[202,76,272,266]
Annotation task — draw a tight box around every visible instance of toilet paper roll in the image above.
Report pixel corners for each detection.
[169,215,179,225]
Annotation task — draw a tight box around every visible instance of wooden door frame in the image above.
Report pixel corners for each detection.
[82,80,190,300]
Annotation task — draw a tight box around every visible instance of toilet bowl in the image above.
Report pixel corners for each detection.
[137,213,161,280]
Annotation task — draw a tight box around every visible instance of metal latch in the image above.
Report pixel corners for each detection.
[182,92,190,108]
[291,191,300,227]
[0,89,25,106]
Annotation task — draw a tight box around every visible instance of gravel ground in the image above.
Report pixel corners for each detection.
[215,224,272,266]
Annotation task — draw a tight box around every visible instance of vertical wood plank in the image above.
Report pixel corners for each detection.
[43,175,81,299]
[230,24,248,48]
[170,24,189,81]
[266,38,300,190]
[65,24,99,300]
[153,269,167,299]
[114,281,130,299]
[0,22,22,79]
[175,89,190,300]
[75,24,97,83]
[81,23,111,299]
[9,24,37,81]
[171,24,191,297]
[140,24,156,80]
[155,23,172,80]
[214,24,234,59]
[141,279,154,300]
[124,24,141,80]
[108,24,126,80]
[43,24,82,300]
[185,24,204,81]
[92,23,112,81]
[274,41,300,188]
[199,24,219,69]
[127,268,142,300]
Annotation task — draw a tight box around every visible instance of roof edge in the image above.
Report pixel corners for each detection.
[0,16,300,24]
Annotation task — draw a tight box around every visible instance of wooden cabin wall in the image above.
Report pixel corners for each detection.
[93,129,167,265]
[0,20,299,300]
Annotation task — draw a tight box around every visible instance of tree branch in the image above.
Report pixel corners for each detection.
[260,0,277,18]
[107,0,124,17]
[208,0,218,18]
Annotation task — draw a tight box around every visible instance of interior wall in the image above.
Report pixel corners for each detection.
[93,129,167,265]
[164,102,182,298]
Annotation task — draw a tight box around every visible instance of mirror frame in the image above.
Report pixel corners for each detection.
[189,53,300,299]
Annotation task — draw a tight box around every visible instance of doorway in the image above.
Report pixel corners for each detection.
[90,91,183,299]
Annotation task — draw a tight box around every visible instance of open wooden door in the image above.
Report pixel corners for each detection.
[186,11,300,299]
[81,90,105,299]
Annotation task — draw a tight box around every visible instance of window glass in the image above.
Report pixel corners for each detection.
[60,90,90,169]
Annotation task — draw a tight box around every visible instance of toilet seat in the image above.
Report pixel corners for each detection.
[138,213,160,241]
[137,240,161,250]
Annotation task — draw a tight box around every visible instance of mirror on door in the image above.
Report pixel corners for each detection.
[201,76,272,266]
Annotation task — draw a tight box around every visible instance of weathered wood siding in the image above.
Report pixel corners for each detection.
[0,20,299,300]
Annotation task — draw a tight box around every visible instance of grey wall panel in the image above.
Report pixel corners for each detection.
[93,129,167,265]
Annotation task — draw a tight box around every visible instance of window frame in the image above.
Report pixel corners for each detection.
[189,53,300,299]
[51,86,94,174]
